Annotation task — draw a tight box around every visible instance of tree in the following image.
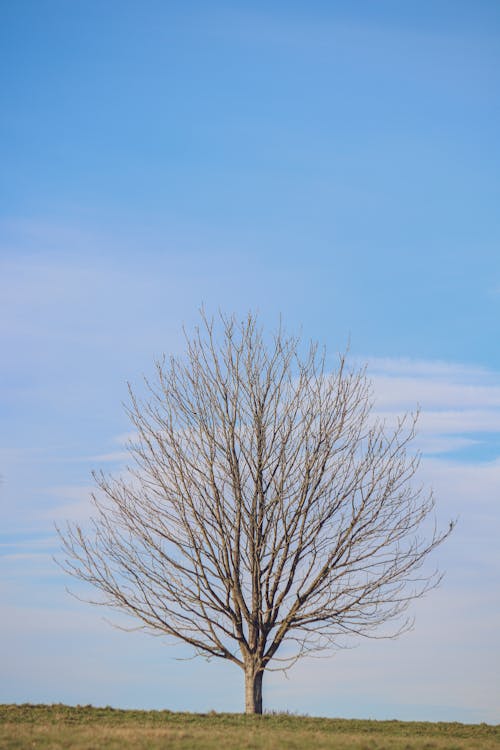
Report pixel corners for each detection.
[59,312,453,714]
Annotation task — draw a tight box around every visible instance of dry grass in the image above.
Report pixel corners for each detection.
[0,704,498,749]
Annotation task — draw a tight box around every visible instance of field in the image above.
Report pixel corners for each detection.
[0,704,498,750]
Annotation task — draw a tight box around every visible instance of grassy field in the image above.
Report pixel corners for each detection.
[0,704,498,750]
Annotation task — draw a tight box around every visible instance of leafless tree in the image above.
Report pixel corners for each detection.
[59,312,453,714]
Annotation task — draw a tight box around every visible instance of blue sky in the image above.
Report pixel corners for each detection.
[1,0,499,723]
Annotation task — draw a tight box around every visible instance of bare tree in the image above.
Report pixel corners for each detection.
[59,312,453,714]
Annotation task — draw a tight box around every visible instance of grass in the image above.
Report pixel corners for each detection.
[0,704,498,749]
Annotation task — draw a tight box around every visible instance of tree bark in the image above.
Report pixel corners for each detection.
[244,666,263,714]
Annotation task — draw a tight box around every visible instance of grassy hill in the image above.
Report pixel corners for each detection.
[1,703,498,749]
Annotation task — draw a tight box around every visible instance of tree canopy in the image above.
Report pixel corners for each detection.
[59,312,453,713]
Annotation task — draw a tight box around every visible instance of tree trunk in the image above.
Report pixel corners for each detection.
[244,665,263,714]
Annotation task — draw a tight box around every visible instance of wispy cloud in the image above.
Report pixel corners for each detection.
[38,485,95,523]
[72,451,129,464]
[366,357,500,456]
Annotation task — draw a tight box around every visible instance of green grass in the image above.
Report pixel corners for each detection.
[1,704,498,749]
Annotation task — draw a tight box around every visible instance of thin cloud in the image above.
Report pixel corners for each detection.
[365,357,500,456]
[72,451,129,464]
